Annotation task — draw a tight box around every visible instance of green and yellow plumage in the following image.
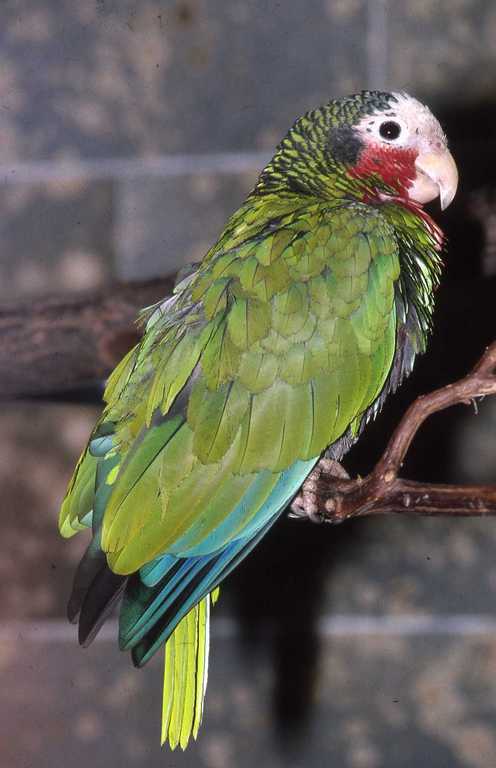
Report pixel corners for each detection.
[59,90,449,748]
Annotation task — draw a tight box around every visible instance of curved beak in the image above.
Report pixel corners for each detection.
[410,149,459,210]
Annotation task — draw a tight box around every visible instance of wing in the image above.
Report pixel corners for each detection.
[62,201,400,566]
[59,199,402,746]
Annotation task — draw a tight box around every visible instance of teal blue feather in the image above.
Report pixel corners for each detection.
[140,554,181,588]
[119,458,316,665]
[168,459,314,557]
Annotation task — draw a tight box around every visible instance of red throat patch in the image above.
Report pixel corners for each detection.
[349,142,444,252]
[350,142,418,197]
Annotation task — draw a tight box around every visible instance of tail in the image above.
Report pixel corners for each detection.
[60,417,313,749]
[161,588,218,749]
[59,436,218,750]
[68,532,217,749]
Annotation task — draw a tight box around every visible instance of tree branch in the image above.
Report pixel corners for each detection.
[291,341,496,523]
[4,277,496,523]
[0,277,173,399]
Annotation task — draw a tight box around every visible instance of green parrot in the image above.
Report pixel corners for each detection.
[59,90,458,748]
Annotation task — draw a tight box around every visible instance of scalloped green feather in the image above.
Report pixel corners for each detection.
[59,449,98,537]
[199,320,241,390]
[227,296,271,351]
[102,417,184,557]
[237,349,278,393]
[238,254,292,302]
[203,278,229,319]
[103,344,140,402]
[192,380,250,463]
[145,333,202,424]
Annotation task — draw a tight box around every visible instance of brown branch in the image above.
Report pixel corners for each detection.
[0,277,173,399]
[4,276,496,522]
[291,341,496,523]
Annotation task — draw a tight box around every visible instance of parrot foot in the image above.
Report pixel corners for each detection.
[290,459,350,524]
[291,340,496,525]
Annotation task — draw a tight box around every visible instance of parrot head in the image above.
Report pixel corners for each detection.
[255,90,458,211]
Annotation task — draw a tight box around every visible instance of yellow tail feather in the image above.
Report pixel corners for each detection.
[161,589,219,749]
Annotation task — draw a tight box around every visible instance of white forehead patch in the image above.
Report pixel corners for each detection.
[389,92,446,143]
[355,91,447,153]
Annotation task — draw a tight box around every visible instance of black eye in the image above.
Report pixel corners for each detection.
[379,121,401,140]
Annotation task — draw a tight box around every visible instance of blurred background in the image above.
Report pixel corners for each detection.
[2,1,496,766]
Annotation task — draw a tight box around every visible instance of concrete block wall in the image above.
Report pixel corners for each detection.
[2,3,496,767]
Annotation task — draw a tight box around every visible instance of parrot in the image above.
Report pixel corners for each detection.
[59,90,458,749]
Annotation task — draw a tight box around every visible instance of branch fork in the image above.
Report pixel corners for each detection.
[291,341,496,524]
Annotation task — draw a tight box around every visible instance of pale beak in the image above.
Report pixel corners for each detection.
[409,149,459,210]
